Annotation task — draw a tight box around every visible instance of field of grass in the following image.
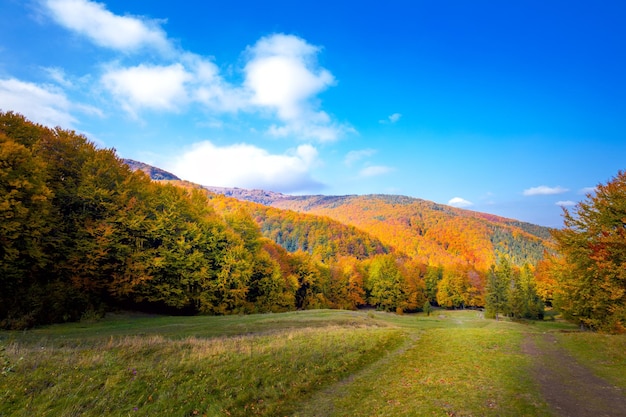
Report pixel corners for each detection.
[1,309,623,417]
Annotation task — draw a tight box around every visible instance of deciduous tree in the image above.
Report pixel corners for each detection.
[551,171,626,333]
[485,258,510,320]
[0,132,52,323]
[367,254,407,312]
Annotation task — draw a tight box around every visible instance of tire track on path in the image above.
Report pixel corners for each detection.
[522,332,626,417]
[293,331,420,417]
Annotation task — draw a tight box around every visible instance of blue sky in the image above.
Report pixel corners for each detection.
[1,0,625,227]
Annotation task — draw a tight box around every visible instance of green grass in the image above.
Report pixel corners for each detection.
[0,312,402,417]
[1,309,624,417]
[298,312,551,417]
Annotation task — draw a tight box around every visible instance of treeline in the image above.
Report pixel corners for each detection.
[1,112,551,329]
[0,112,302,327]
[188,185,550,317]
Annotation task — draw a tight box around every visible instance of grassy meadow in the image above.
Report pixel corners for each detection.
[1,309,622,417]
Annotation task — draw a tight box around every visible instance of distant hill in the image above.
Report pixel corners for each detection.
[267,194,552,269]
[206,190,393,261]
[204,186,289,206]
[194,187,553,268]
[132,161,553,269]
[165,180,393,262]
[123,159,180,181]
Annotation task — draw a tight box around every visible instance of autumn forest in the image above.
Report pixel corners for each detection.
[1,112,624,333]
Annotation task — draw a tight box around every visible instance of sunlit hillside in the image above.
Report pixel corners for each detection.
[200,189,553,270]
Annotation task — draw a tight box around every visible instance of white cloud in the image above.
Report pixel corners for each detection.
[185,54,247,113]
[42,67,73,88]
[579,186,597,195]
[0,77,98,128]
[43,0,171,54]
[94,33,349,140]
[556,200,577,207]
[245,35,333,118]
[389,113,402,123]
[101,54,247,117]
[380,113,402,124]
[359,165,393,178]
[344,148,376,166]
[41,3,351,141]
[243,34,351,141]
[523,185,569,196]
[167,142,324,193]
[101,63,191,114]
[448,197,474,208]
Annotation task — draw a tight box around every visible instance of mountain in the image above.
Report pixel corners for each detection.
[130,162,553,270]
[204,186,289,205]
[123,159,180,181]
[204,190,393,261]
[268,194,552,269]
[194,187,552,269]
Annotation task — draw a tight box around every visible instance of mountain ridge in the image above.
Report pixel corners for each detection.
[123,158,180,181]
[197,185,548,235]
[198,186,552,242]
[127,161,553,269]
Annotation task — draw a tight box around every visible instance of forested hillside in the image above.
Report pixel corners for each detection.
[154,181,393,263]
[206,191,392,261]
[205,191,553,270]
[0,112,371,327]
[230,180,626,334]
[144,162,554,320]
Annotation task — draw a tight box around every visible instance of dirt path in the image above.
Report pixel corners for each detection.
[522,332,626,417]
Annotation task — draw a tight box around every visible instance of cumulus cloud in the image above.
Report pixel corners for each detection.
[359,165,394,178]
[40,1,351,142]
[100,54,247,116]
[244,34,351,141]
[186,54,247,113]
[344,148,377,166]
[0,78,100,128]
[448,197,474,208]
[168,142,324,193]
[101,63,192,115]
[556,200,576,207]
[94,32,348,141]
[43,0,171,54]
[245,34,333,118]
[523,185,569,196]
[379,113,402,124]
